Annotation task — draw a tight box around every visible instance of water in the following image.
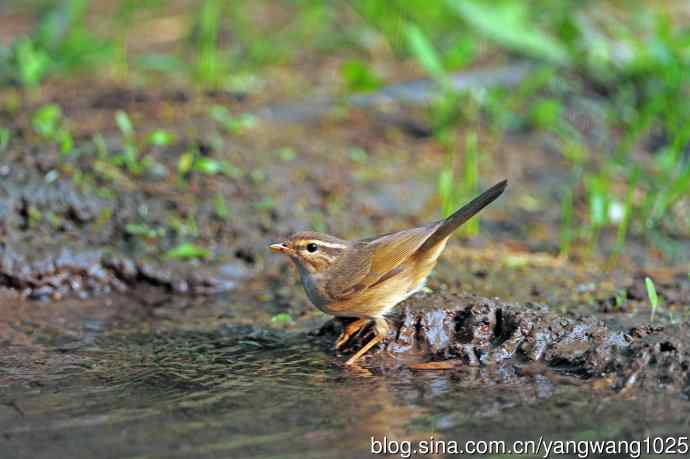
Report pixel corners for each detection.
[1,293,689,459]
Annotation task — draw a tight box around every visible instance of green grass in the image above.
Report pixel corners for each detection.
[193,0,225,88]
[209,106,256,134]
[1,0,689,259]
[1,0,113,87]
[112,110,171,175]
[645,276,659,322]
[437,131,481,237]
[0,127,11,153]
[385,0,690,253]
[32,104,73,155]
[165,242,212,261]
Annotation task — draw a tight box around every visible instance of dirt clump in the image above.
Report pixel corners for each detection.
[326,291,690,395]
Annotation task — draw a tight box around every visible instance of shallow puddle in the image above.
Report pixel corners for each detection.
[2,294,689,459]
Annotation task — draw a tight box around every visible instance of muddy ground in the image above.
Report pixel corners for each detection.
[1,69,690,458]
[326,292,690,396]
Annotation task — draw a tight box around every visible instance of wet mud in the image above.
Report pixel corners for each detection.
[325,292,690,396]
[0,167,252,299]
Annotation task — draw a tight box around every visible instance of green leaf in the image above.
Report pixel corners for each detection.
[0,128,10,153]
[404,23,446,83]
[210,106,256,134]
[32,104,62,137]
[125,223,163,239]
[165,242,211,260]
[193,157,224,175]
[271,313,293,325]
[15,38,51,87]
[645,276,659,321]
[147,129,175,146]
[438,168,454,217]
[586,176,609,227]
[58,129,74,156]
[645,277,658,307]
[177,152,195,175]
[443,37,477,70]
[115,110,134,138]
[213,192,229,220]
[446,0,569,65]
[530,98,563,130]
[341,59,382,93]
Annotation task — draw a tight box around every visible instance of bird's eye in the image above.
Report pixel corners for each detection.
[306,243,318,253]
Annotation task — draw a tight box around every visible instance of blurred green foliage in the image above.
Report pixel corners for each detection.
[0,0,689,259]
[1,0,112,86]
[165,242,212,260]
[0,128,10,153]
[341,59,383,93]
[32,103,74,155]
[645,276,659,321]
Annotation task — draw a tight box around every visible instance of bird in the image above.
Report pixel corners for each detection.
[270,179,507,365]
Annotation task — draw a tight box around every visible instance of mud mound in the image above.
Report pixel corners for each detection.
[324,292,690,395]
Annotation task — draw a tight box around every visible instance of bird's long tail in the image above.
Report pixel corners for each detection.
[419,179,507,252]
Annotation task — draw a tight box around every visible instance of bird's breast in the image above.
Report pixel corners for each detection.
[298,270,331,309]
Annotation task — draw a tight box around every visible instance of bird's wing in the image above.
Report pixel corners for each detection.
[325,224,438,301]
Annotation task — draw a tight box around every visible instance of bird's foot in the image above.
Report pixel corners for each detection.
[335,318,369,350]
[345,334,384,366]
[344,318,388,366]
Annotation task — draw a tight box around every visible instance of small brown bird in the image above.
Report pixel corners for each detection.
[270,179,507,365]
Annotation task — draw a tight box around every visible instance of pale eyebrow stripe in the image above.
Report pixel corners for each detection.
[298,240,347,250]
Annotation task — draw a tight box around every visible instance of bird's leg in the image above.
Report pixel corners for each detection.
[345,318,388,366]
[335,318,369,350]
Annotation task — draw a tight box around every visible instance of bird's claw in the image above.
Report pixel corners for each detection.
[334,318,369,350]
[335,333,350,350]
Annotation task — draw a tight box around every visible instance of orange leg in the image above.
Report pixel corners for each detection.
[344,317,389,366]
[345,334,384,366]
[335,318,369,350]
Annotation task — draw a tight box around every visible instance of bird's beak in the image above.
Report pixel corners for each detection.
[270,242,290,254]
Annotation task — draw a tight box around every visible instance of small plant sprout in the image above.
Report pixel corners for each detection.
[147,129,175,147]
[209,105,256,134]
[114,110,142,173]
[13,38,51,88]
[165,242,211,260]
[340,59,382,93]
[271,313,294,327]
[177,148,239,178]
[125,223,165,240]
[213,192,230,220]
[2,1,114,87]
[0,128,10,153]
[32,104,73,156]
[111,111,171,175]
[645,276,659,322]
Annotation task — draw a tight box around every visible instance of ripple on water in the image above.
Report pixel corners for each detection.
[2,321,689,459]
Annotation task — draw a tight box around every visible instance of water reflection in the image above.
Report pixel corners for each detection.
[1,296,690,459]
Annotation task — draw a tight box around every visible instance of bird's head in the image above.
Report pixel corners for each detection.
[269,231,349,274]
